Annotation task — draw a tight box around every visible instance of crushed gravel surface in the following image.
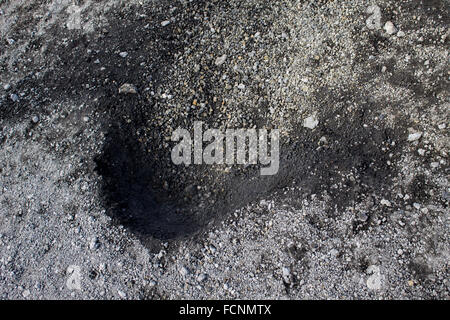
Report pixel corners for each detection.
[0,0,448,299]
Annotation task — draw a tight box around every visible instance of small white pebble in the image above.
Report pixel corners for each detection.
[89,237,99,250]
[282,267,291,282]
[10,93,19,102]
[366,5,381,30]
[117,290,126,298]
[407,132,422,142]
[119,83,137,94]
[430,162,439,168]
[66,265,82,290]
[180,266,189,277]
[303,115,319,129]
[22,289,30,298]
[196,273,207,283]
[215,54,227,66]
[384,21,397,35]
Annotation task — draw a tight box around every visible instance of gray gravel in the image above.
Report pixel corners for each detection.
[0,0,448,300]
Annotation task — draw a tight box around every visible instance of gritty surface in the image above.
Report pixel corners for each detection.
[0,0,449,299]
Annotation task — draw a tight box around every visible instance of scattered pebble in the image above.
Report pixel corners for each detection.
[7,38,15,45]
[282,267,292,284]
[215,54,227,66]
[330,249,339,257]
[161,20,171,27]
[66,265,82,290]
[117,290,126,298]
[366,265,382,290]
[384,21,397,35]
[3,83,11,90]
[119,83,137,94]
[407,132,422,142]
[119,52,128,58]
[417,149,425,156]
[430,162,440,169]
[358,212,369,222]
[10,93,19,102]
[89,237,100,250]
[442,191,450,201]
[32,115,40,123]
[22,289,30,298]
[303,115,319,129]
[366,5,381,30]
[99,263,106,272]
[196,273,207,283]
[380,199,391,207]
[180,266,189,277]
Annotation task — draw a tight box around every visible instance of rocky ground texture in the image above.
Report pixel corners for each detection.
[0,0,448,299]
